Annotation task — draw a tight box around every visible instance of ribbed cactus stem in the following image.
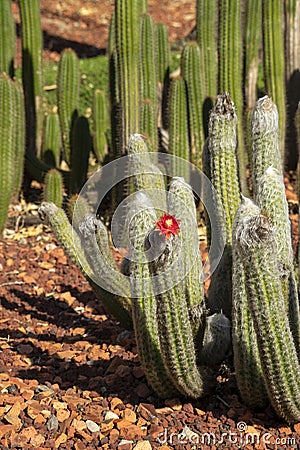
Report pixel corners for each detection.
[139,14,157,106]
[41,112,61,167]
[168,78,190,182]
[19,0,44,155]
[180,42,205,168]
[140,100,158,153]
[244,0,262,109]
[0,74,15,234]
[155,23,170,85]
[168,177,205,344]
[12,81,25,198]
[38,203,132,329]
[70,116,91,194]
[127,192,177,398]
[57,48,80,165]
[232,234,268,408]
[92,90,107,163]
[262,0,286,160]
[115,0,140,154]
[234,197,300,424]
[219,0,246,192]
[0,0,15,77]
[251,96,282,195]
[127,134,166,212]
[43,169,64,208]
[196,0,217,98]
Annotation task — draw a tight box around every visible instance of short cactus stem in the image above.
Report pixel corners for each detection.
[155,23,170,85]
[70,116,91,194]
[140,100,158,154]
[43,169,64,208]
[41,111,61,168]
[92,90,108,163]
[234,197,300,424]
[251,96,282,196]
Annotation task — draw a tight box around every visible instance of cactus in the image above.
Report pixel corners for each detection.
[155,23,170,130]
[181,41,205,168]
[168,78,190,182]
[196,0,217,99]
[57,48,80,166]
[140,100,158,154]
[19,0,44,155]
[0,0,15,77]
[12,80,25,198]
[41,111,61,168]
[115,0,140,154]
[70,116,92,195]
[262,0,286,161]
[43,169,64,208]
[0,74,15,234]
[233,198,300,424]
[92,90,108,163]
[139,14,157,106]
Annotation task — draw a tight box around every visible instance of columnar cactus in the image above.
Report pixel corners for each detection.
[0,0,15,77]
[12,80,25,199]
[43,169,64,208]
[57,48,80,166]
[70,116,91,195]
[41,112,61,168]
[92,90,108,164]
[139,14,157,106]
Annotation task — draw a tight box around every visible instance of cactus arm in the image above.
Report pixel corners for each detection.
[19,0,44,155]
[127,193,178,398]
[43,169,64,208]
[0,74,15,234]
[41,112,61,167]
[196,0,217,98]
[39,203,132,329]
[0,0,15,77]
[115,0,140,154]
[244,0,262,109]
[234,198,300,423]
[92,90,108,163]
[262,0,286,160]
[57,48,80,166]
[251,96,282,195]
[168,78,190,183]
[180,42,205,168]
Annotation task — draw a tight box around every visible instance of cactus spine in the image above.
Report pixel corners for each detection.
[233,198,300,424]
[41,112,61,168]
[181,41,205,168]
[19,0,44,155]
[262,0,286,161]
[43,169,64,208]
[57,48,80,166]
[92,90,108,163]
[0,0,15,77]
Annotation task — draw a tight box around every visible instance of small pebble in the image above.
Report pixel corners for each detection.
[86,419,100,432]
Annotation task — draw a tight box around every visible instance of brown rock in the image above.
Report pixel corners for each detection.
[122,408,137,424]
[137,403,158,423]
[56,408,70,422]
[111,397,123,411]
[133,441,152,450]
[294,422,300,434]
[100,419,114,433]
[135,383,150,398]
[54,432,68,448]
[75,429,94,442]
[30,433,45,446]
[165,398,182,411]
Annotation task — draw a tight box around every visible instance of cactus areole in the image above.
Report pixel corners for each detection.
[155,212,180,239]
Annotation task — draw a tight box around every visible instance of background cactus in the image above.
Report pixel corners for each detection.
[0,0,15,77]
[41,111,61,168]
[43,168,64,208]
[92,89,108,164]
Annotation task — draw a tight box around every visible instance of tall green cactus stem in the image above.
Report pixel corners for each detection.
[244,0,262,109]
[41,112,61,168]
[234,197,300,424]
[155,23,170,130]
[256,167,300,350]
[19,0,44,155]
[70,116,91,195]
[139,14,157,106]
[219,0,247,193]
[262,0,286,161]
[115,0,140,154]
[38,203,132,329]
[0,0,15,77]
[149,221,205,398]
[0,74,15,234]
[57,49,80,166]
[206,93,241,318]
[196,0,217,98]
[127,134,166,212]
[232,231,269,408]
[138,0,147,14]
[92,90,107,163]
[12,81,25,198]
[251,96,282,195]
[168,78,190,182]
[127,193,177,398]
[181,42,205,168]
[43,169,64,208]
[140,100,158,154]
[168,177,205,345]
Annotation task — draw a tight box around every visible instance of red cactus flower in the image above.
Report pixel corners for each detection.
[155,212,180,239]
